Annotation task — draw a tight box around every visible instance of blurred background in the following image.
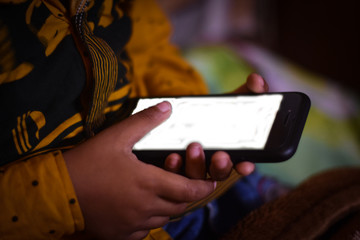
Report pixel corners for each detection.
[157,0,360,186]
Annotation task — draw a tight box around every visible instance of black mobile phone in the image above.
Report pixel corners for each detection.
[129,92,310,165]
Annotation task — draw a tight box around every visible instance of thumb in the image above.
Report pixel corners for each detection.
[120,101,172,148]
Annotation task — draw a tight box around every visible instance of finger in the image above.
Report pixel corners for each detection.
[152,166,215,202]
[185,142,206,179]
[164,153,183,173]
[234,161,255,176]
[127,230,150,240]
[163,178,215,203]
[209,151,233,181]
[139,216,170,230]
[146,196,188,217]
[154,201,188,217]
[232,73,269,94]
[246,73,269,93]
[118,101,172,148]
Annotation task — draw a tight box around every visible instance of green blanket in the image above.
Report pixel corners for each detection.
[183,44,360,186]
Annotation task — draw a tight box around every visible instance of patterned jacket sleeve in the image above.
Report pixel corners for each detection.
[0,151,84,239]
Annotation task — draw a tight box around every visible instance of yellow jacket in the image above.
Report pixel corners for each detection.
[0,0,238,239]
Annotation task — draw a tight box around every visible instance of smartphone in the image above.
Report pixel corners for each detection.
[128,92,310,164]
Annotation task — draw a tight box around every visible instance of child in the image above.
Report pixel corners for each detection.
[0,0,269,239]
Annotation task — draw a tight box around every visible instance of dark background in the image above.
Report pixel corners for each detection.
[158,0,360,93]
[257,0,359,93]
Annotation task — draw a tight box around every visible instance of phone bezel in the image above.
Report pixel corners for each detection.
[132,92,310,164]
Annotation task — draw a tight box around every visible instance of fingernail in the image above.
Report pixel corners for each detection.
[255,74,264,86]
[244,163,255,175]
[213,181,217,189]
[156,101,171,112]
[259,76,269,91]
[192,145,202,157]
[168,157,179,169]
[262,79,269,91]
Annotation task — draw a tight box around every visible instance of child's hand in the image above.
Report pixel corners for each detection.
[63,102,216,240]
[164,73,269,180]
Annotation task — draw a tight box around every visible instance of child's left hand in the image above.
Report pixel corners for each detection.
[163,73,269,181]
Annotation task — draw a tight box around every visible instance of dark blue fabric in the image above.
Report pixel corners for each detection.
[164,208,206,240]
[207,171,265,236]
[164,170,289,240]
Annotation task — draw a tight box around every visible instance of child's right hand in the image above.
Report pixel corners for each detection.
[63,102,216,240]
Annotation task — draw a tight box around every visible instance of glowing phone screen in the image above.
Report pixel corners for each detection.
[132,95,283,150]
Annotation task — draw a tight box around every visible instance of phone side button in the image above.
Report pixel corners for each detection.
[284,110,293,126]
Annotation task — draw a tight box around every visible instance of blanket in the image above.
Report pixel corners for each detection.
[222,167,360,240]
